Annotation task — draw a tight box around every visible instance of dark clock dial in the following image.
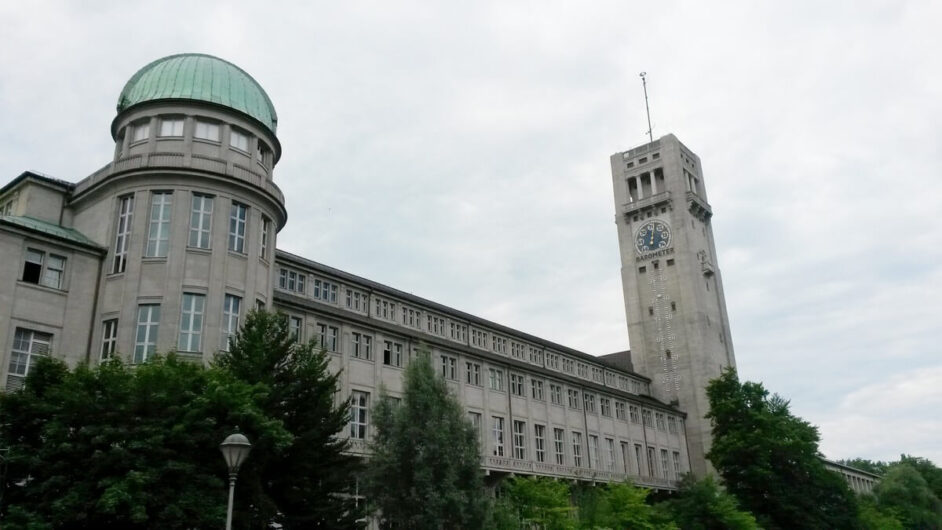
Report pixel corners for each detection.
[635,220,672,254]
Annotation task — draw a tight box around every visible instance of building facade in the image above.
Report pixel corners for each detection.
[0,54,693,489]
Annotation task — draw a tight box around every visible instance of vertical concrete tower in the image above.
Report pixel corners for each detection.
[610,134,736,476]
[68,54,287,364]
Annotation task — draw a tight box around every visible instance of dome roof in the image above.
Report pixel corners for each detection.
[116,54,278,135]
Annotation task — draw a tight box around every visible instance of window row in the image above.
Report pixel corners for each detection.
[129,116,272,164]
[111,192,271,274]
[471,414,685,479]
[277,270,651,392]
[341,391,684,479]
[97,293,245,361]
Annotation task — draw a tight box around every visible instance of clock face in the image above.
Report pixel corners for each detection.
[635,220,672,254]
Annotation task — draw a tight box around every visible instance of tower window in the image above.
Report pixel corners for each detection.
[648,306,654,316]
[230,129,250,152]
[666,259,674,266]
[638,266,646,273]
[194,120,220,142]
[671,302,676,311]
[626,162,634,169]
[159,117,184,137]
[652,153,660,159]
[131,120,150,142]
[639,157,647,164]
[653,261,659,270]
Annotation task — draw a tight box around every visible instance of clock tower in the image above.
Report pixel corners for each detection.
[610,134,736,477]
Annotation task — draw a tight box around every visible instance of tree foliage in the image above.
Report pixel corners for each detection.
[705,368,858,529]
[0,355,289,530]
[364,351,488,529]
[214,309,363,529]
[873,463,942,529]
[491,476,575,530]
[574,482,676,530]
[658,475,758,530]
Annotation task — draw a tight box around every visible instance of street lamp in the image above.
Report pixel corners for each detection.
[219,431,252,530]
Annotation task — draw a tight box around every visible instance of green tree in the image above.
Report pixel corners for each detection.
[837,457,890,476]
[574,481,676,530]
[857,494,904,530]
[214,309,363,529]
[899,455,942,501]
[705,368,858,529]
[492,476,575,530]
[0,355,289,530]
[657,475,758,530]
[364,351,488,529]
[874,463,942,529]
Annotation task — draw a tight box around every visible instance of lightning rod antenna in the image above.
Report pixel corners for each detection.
[640,72,653,143]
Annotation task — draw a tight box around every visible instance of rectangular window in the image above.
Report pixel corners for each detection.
[383,340,403,367]
[492,416,505,457]
[441,355,457,380]
[350,391,369,439]
[512,420,527,460]
[550,384,562,405]
[134,304,160,363]
[8,328,52,382]
[510,373,525,396]
[546,353,559,370]
[615,401,627,420]
[313,279,338,303]
[647,446,657,476]
[278,268,306,294]
[113,195,134,273]
[488,368,504,391]
[289,316,302,342]
[661,449,671,478]
[469,412,482,441]
[553,428,566,465]
[22,249,67,289]
[100,319,118,359]
[466,362,481,385]
[194,120,220,141]
[673,451,682,476]
[571,432,583,467]
[561,358,573,373]
[146,192,172,257]
[188,194,213,249]
[568,389,580,409]
[534,424,546,463]
[629,405,641,424]
[492,336,507,354]
[178,293,205,352]
[132,121,149,142]
[635,444,644,476]
[655,412,666,431]
[159,118,184,137]
[642,409,653,428]
[589,435,600,469]
[668,416,678,434]
[361,334,373,360]
[606,438,616,471]
[531,379,544,400]
[221,295,242,351]
[259,216,271,260]
[317,324,339,352]
[228,202,247,253]
[230,129,250,151]
[600,397,612,417]
[583,393,596,414]
[621,442,631,474]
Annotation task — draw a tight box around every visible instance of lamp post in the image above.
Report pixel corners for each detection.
[219,432,252,530]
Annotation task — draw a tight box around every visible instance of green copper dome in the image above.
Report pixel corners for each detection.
[117,54,278,135]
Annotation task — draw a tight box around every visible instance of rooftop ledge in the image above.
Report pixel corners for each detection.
[74,152,284,207]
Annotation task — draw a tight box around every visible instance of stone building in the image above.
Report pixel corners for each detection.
[0,53,752,489]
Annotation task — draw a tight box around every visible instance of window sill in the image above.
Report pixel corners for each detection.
[16,280,68,295]
[142,256,168,263]
[186,246,212,254]
[351,356,374,364]
[193,138,221,146]
[227,250,248,259]
[381,363,404,370]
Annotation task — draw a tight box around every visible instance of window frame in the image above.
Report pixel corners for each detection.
[178,293,206,352]
[145,191,173,258]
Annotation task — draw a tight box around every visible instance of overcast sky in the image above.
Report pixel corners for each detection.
[1,1,939,465]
